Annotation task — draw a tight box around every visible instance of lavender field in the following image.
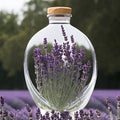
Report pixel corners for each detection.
[0,90,120,119]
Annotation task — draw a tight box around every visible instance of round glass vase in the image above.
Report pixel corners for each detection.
[24,7,97,113]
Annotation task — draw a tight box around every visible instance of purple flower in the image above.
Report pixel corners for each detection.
[61,25,68,41]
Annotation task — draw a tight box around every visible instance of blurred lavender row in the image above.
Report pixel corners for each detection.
[0,90,120,120]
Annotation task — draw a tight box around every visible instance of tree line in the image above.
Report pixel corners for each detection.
[0,0,120,89]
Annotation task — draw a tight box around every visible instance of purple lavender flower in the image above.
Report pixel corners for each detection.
[61,25,68,41]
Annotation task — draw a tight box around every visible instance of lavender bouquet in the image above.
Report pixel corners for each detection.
[32,25,92,111]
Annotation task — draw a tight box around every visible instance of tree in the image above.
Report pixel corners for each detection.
[0,0,51,76]
[51,0,120,88]
[21,0,50,35]
[86,0,120,73]
[0,11,18,35]
[0,11,20,76]
[0,31,27,76]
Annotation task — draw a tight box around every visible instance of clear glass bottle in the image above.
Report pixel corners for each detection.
[24,7,97,113]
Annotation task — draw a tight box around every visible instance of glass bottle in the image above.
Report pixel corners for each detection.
[24,7,97,113]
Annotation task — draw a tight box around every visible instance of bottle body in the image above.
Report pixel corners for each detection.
[24,10,97,112]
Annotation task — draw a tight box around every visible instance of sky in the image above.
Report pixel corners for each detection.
[0,0,30,14]
[0,0,30,22]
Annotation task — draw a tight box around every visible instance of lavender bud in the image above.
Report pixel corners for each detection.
[70,35,74,43]
[61,25,66,36]
[117,96,120,102]
[96,110,101,118]
[90,110,94,119]
[61,25,68,41]
[74,111,79,119]
[9,112,14,119]
[33,48,41,58]
[51,110,55,114]
[29,112,33,120]
[43,38,47,49]
[3,110,8,117]
[36,108,41,119]
[0,110,2,116]
[26,104,31,112]
[0,96,4,106]
[45,112,50,119]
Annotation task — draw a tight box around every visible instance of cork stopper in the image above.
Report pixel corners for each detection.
[47,7,72,15]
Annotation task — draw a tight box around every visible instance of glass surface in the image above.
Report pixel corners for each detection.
[24,14,97,112]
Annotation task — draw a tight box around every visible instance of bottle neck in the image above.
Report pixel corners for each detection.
[47,14,72,24]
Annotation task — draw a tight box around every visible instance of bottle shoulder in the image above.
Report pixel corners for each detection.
[34,24,86,39]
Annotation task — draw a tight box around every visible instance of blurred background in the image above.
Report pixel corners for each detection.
[0,0,120,90]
